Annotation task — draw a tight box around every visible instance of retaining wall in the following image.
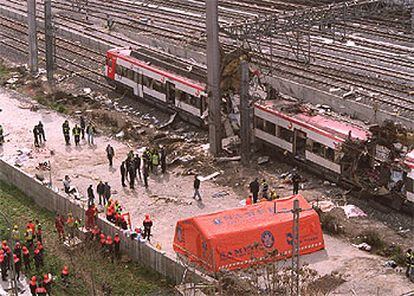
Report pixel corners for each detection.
[0,158,201,285]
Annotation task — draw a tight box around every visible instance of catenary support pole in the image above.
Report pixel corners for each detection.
[291,199,301,296]
[206,0,222,156]
[27,0,39,76]
[44,0,55,88]
[240,61,251,165]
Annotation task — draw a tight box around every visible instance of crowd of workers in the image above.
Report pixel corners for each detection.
[0,220,70,295]
[406,249,414,280]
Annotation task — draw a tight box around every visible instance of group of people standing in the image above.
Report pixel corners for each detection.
[248,172,302,204]
[32,121,46,148]
[62,116,96,146]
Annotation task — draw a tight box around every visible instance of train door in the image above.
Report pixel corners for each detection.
[294,129,307,159]
[136,72,143,98]
[166,82,175,106]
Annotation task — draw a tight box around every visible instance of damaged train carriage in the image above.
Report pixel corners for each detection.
[253,100,414,215]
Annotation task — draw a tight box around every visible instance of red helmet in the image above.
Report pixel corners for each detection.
[34,248,40,255]
[100,233,105,239]
[62,265,69,275]
[13,254,19,263]
[22,246,29,255]
[30,276,37,285]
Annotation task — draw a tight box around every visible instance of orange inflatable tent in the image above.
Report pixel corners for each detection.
[173,195,324,272]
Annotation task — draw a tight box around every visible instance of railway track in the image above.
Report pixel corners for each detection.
[0,0,413,119]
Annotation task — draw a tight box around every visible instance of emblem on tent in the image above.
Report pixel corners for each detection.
[261,231,275,248]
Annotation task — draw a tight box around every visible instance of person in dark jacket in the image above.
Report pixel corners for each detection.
[134,154,141,180]
[120,162,127,187]
[38,121,46,142]
[103,182,111,204]
[33,125,40,147]
[87,184,95,206]
[62,120,70,145]
[97,181,105,205]
[143,214,153,242]
[72,124,81,146]
[193,175,201,201]
[80,116,86,139]
[292,172,301,195]
[249,178,260,204]
[160,146,167,174]
[143,166,149,189]
[106,144,115,167]
[128,162,136,189]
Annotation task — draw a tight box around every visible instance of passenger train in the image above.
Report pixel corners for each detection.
[105,47,208,125]
[105,47,413,214]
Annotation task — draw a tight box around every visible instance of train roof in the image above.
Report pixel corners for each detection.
[108,47,206,92]
[255,100,370,142]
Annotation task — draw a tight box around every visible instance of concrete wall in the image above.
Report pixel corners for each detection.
[265,76,414,129]
[0,158,203,285]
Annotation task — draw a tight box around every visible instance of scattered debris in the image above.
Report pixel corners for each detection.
[116,131,125,138]
[352,242,372,252]
[158,112,177,129]
[383,260,397,268]
[341,205,367,219]
[83,88,92,94]
[199,172,220,182]
[212,191,229,198]
[216,156,241,163]
[315,200,336,213]
[257,156,269,165]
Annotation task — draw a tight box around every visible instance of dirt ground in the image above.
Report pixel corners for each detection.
[1,86,414,295]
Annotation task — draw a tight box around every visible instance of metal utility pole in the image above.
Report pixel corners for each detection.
[27,0,39,76]
[44,0,55,87]
[206,0,222,156]
[291,199,301,296]
[240,61,251,165]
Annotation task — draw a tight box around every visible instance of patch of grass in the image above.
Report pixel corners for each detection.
[354,230,385,251]
[0,181,175,295]
[319,212,344,236]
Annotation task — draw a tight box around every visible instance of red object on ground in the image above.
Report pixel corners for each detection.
[173,195,325,272]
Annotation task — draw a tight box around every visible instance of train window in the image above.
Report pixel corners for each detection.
[255,117,264,130]
[312,142,324,156]
[143,76,152,88]
[326,147,335,162]
[122,67,128,77]
[116,65,122,75]
[264,121,276,135]
[153,80,165,93]
[127,69,134,80]
[279,126,293,143]
[133,72,139,83]
[405,177,414,193]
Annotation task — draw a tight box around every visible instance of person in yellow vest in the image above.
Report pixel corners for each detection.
[270,190,280,200]
[24,225,34,249]
[72,124,81,146]
[11,225,20,242]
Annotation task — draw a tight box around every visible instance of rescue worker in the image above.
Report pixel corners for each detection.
[36,285,47,296]
[0,252,7,281]
[114,234,121,260]
[38,121,46,142]
[87,184,95,206]
[34,248,41,270]
[43,274,52,295]
[292,172,301,195]
[29,276,37,296]
[86,123,95,145]
[99,233,106,252]
[13,254,21,281]
[151,150,159,174]
[62,120,70,145]
[37,241,44,266]
[33,125,40,147]
[120,161,127,187]
[11,225,20,242]
[97,181,105,205]
[245,195,252,206]
[27,220,36,233]
[134,154,141,180]
[406,249,413,278]
[72,124,81,146]
[85,204,97,230]
[106,144,115,167]
[66,212,75,238]
[25,225,34,250]
[105,235,114,263]
[249,178,260,204]
[0,124,4,145]
[36,222,43,243]
[103,182,111,205]
[143,214,153,242]
[143,165,149,189]
[160,146,167,174]
[106,203,115,223]
[128,161,136,189]
[14,242,22,263]
[61,265,69,287]
[80,116,86,139]
[22,246,31,271]
[193,175,201,201]
[261,179,269,200]
[55,214,65,240]
[270,189,279,201]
